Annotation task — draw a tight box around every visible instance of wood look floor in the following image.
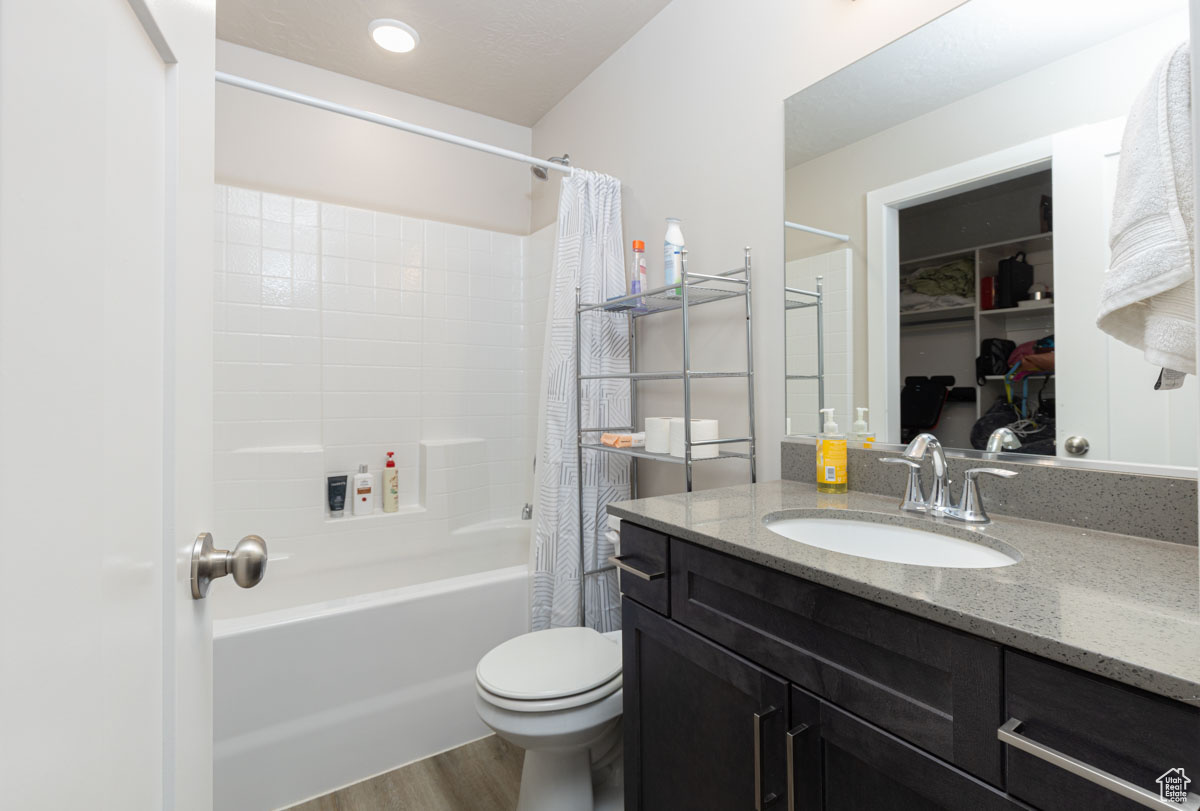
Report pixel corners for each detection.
[290,735,524,811]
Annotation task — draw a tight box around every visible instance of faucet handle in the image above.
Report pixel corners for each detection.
[964,467,1018,482]
[947,467,1018,524]
[880,457,927,513]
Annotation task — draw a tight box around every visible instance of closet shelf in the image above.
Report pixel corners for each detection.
[979,301,1054,316]
[899,304,975,326]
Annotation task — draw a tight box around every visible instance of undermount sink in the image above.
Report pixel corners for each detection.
[764,515,1020,569]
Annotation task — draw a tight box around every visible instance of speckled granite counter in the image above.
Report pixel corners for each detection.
[608,480,1200,705]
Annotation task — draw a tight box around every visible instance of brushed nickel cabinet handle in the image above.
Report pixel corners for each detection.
[754,706,780,810]
[998,718,1198,810]
[786,723,813,811]
[607,554,664,581]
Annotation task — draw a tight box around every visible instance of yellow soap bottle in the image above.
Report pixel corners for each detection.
[816,408,848,494]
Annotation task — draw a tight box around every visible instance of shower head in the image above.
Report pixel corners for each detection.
[531,154,570,180]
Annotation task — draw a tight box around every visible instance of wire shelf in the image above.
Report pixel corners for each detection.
[580,443,751,464]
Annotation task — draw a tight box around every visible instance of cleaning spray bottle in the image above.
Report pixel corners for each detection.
[851,407,875,448]
[816,408,848,494]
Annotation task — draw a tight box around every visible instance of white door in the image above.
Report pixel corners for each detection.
[1053,118,1199,466]
[0,1,217,808]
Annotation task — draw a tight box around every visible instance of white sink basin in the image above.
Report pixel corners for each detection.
[764,517,1019,569]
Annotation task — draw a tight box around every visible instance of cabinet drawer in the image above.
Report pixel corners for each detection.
[614,522,670,615]
[1003,652,1200,810]
[671,540,1003,786]
[789,687,1030,810]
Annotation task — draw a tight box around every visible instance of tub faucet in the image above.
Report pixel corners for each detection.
[521,503,533,520]
[901,433,951,514]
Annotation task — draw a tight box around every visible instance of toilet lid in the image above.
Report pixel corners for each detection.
[476,627,622,701]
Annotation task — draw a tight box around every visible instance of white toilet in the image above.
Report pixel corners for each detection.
[475,627,624,811]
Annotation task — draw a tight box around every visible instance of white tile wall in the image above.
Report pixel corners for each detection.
[213,184,534,547]
[786,249,854,435]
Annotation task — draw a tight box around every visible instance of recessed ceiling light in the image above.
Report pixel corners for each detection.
[369,19,420,54]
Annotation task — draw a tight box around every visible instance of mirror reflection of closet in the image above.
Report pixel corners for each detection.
[898,170,1055,455]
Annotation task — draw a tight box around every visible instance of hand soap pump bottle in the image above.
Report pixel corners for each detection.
[353,464,375,516]
[383,451,399,513]
[851,407,875,448]
[816,408,848,494]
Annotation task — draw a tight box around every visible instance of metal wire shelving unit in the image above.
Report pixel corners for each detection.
[784,277,825,433]
[572,248,757,618]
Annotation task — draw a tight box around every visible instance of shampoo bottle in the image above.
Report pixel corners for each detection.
[383,451,399,513]
[816,408,848,494]
[353,463,375,516]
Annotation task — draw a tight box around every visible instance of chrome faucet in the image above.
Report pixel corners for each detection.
[901,433,952,514]
[521,503,533,520]
[880,432,1019,524]
[986,427,1020,453]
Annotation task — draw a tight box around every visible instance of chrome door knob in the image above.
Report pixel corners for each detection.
[190,532,268,599]
[1063,436,1090,456]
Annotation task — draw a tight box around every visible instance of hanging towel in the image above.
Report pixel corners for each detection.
[531,170,629,632]
[1097,42,1196,376]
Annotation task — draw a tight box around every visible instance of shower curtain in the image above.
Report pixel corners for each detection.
[531,170,630,632]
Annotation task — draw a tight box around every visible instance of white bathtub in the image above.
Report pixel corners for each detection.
[213,519,532,811]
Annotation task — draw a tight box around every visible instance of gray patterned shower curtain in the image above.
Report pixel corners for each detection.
[531,170,629,632]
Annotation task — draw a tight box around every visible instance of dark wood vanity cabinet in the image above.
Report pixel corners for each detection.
[618,524,1200,811]
[623,598,789,810]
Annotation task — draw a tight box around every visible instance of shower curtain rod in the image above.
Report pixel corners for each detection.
[215,71,577,177]
[785,221,850,242]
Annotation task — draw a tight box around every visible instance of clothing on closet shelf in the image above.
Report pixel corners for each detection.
[1097,42,1196,378]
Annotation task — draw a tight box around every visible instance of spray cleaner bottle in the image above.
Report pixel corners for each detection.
[816,408,848,494]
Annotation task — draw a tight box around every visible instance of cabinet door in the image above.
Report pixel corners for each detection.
[623,597,789,810]
[788,688,1029,811]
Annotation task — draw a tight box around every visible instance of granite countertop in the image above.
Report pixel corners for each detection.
[608,480,1200,705]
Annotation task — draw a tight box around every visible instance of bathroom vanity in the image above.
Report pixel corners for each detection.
[609,482,1199,811]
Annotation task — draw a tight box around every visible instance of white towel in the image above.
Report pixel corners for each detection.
[1097,42,1196,376]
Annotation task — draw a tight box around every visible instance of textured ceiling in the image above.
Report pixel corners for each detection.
[785,0,1188,168]
[216,0,672,126]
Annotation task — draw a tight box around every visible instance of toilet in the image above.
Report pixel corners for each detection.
[475,627,624,811]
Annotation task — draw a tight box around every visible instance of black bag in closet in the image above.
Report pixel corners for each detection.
[996,251,1033,309]
[975,338,1016,385]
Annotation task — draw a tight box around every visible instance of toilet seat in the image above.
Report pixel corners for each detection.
[477,671,622,713]
[476,627,622,712]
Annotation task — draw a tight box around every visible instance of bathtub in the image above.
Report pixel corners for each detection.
[213,518,531,811]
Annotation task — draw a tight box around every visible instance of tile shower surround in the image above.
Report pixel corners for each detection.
[213,184,536,545]
[782,439,1198,545]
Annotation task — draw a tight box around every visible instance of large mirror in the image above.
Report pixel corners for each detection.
[784,0,1198,471]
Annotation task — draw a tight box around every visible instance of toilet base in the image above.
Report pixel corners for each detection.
[517,748,594,811]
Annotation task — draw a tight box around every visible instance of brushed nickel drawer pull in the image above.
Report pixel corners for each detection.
[998,718,1199,810]
[755,706,779,810]
[607,554,665,581]
[786,723,812,811]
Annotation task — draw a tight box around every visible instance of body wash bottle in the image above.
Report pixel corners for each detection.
[816,408,848,494]
[383,451,399,513]
[353,463,375,516]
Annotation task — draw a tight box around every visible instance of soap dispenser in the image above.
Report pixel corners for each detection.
[851,407,875,448]
[816,408,848,494]
[353,463,375,516]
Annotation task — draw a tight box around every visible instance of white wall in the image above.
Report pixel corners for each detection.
[530,0,966,493]
[216,42,535,235]
[212,184,533,560]
[786,12,1189,402]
